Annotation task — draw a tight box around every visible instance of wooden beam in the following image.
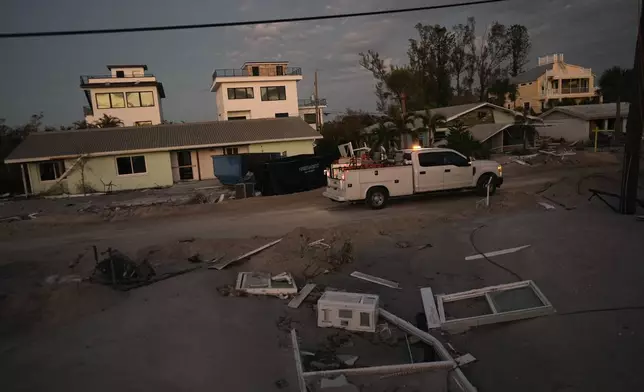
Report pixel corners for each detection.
[44,155,85,194]
[420,287,441,329]
[302,360,454,378]
[288,283,316,309]
[209,238,282,270]
[290,329,307,392]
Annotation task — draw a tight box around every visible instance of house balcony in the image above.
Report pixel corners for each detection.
[545,68,593,79]
[80,74,157,85]
[540,86,597,98]
[83,105,93,116]
[298,98,327,107]
[211,67,302,82]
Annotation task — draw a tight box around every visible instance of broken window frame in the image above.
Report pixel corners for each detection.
[435,280,555,333]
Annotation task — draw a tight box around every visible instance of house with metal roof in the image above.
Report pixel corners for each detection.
[538,103,629,142]
[4,117,322,195]
[508,53,599,113]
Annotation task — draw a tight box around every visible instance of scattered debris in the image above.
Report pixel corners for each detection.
[274,379,289,389]
[538,201,556,210]
[435,280,555,333]
[420,287,441,329]
[308,238,331,248]
[455,353,477,366]
[209,238,283,270]
[235,272,297,296]
[336,355,359,366]
[637,215,644,222]
[0,192,10,198]
[216,284,246,297]
[0,212,39,222]
[288,283,317,309]
[350,271,400,289]
[395,241,410,248]
[320,374,350,389]
[216,194,225,203]
[512,159,530,166]
[178,238,196,243]
[464,244,531,261]
[417,243,433,250]
[318,291,379,332]
[44,274,83,285]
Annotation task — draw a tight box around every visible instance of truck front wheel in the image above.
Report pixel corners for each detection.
[476,174,498,196]
[366,187,389,209]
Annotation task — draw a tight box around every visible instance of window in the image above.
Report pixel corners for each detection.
[275,113,289,118]
[303,113,316,124]
[116,70,125,78]
[338,309,353,319]
[523,102,531,111]
[260,86,286,101]
[116,156,146,175]
[252,66,260,76]
[276,65,284,76]
[227,87,254,100]
[135,121,152,126]
[96,93,125,109]
[224,147,239,155]
[418,152,445,167]
[228,116,246,120]
[322,309,330,322]
[39,161,65,181]
[443,152,469,166]
[360,312,371,327]
[126,91,154,107]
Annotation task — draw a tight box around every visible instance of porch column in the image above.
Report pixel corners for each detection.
[603,119,609,131]
[20,163,29,196]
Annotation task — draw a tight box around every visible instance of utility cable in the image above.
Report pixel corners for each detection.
[469,224,524,281]
[0,0,509,39]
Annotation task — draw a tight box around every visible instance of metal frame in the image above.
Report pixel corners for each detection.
[435,280,555,333]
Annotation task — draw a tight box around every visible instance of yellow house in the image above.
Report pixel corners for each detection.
[5,117,321,195]
[509,54,600,113]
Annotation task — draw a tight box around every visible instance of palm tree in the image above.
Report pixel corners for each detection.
[415,108,446,147]
[93,114,124,128]
[368,122,399,151]
[73,120,96,130]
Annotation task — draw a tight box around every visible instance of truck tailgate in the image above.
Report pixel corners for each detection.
[324,178,347,201]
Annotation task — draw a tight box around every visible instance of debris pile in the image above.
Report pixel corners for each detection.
[90,249,156,288]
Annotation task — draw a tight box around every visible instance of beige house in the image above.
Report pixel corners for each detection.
[538,103,629,142]
[298,97,327,129]
[509,54,599,113]
[81,65,166,126]
[211,61,303,121]
[5,117,321,195]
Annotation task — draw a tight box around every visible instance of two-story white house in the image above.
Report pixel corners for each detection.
[81,65,166,127]
[298,97,327,130]
[211,61,305,121]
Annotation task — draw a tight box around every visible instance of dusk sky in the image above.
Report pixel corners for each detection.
[0,0,638,127]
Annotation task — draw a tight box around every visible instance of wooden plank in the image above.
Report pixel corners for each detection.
[291,329,307,392]
[420,287,441,329]
[464,245,531,261]
[209,239,282,270]
[484,292,499,314]
[302,361,454,378]
[455,353,477,366]
[288,283,316,309]
[44,156,84,194]
[350,271,400,289]
[437,294,447,324]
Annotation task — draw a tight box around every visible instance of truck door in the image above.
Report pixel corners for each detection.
[415,152,445,192]
[442,151,473,189]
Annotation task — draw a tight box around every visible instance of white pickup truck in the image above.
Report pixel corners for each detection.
[323,148,503,209]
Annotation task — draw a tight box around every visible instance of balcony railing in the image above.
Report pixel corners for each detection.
[541,87,593,97]
[298,98,327,107]
[212,67,302,81]
[80,74,156,84]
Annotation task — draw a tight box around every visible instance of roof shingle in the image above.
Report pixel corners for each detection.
[540,103,630,121]
[5,117,321,163]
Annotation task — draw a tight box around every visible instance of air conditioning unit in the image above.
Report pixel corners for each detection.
[317,291,379,333]
[235,183,255,199]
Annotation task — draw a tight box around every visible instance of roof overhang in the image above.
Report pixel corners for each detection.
[106,64,148,70]
[81,81,166,98]
[4,136,323,164]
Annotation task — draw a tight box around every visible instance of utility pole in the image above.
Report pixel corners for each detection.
[619,7,644,214]
[314,70,321,132]
[401,93,408,147]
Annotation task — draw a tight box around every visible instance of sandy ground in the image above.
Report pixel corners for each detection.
[1,152,643,391]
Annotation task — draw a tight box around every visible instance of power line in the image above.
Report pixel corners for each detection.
[0,0,508,39]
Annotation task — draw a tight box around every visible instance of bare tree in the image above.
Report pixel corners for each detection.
[475,22,511,102]
[507,24,532,77]
[451,17,476,96]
